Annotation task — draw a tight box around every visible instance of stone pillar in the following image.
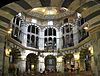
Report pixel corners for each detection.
[61,28,64,49]
[56,29,59,50]
[89,25,100,76]
[38,56,45,72]
[56,56,64,73]
[39,29,44,50]
[17,60,26,73]
[21,24,28,47]
[17,50,27,73]
[73,22,79,45]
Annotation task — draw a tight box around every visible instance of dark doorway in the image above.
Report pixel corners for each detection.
[45,55,56,71]
[26,53,38,72]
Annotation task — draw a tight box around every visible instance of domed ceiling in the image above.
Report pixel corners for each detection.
[26,7,73,19]
[30,7,68,15]
[0,0,99,28]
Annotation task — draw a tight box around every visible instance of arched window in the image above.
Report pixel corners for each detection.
[45,29,47,36]
[62,24,73,34]
[53,29,56,36]
[53,38,56,49]
[44,28,57,50]
[27,34,30,43]
[31,35,35,43]
[11,15,22,43]
[44,38,47,43]
[28,25,31,32]
[36,27,39,34]
[62,36,65,48]
[32,25,35,33]
[44,38,47,47]
[49,37,52,41]
[13,16,16,23]
[54,38,56,43]
[27,24,39,48]
[45,28,56,36]
[65,25,69,33]
[28,25,39,35]
[62,27,64,34]
[66,35,69,43]
[48,28,52,36]
[16,17,20,25]
[14,27,19,37]
[71,34,73,38]
[31,35,35,47]
[36,37,39,48]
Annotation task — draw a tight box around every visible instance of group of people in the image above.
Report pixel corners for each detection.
[39,68,57,76]
[64,62,80,76]
[8,67,20,76]
[64,67,69,76]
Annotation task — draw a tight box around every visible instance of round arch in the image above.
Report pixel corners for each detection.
[60,23,74,30]
[26,53,38,72]
[45,55,57,71]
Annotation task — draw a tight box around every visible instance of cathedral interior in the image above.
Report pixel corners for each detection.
[0,0,100,76]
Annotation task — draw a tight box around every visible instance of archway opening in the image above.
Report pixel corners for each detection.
[26,53,38,73]
[45,55,56,72]
[63,54,74,71]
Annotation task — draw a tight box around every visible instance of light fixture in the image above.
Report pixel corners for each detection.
[9,28,12,31]
[74,52,80,60]
[67,61,70,64]
[7,28,12,34]
[5,48,11,56]
[83,22,89,30]
[88,46,93,55]
[31,65,34,69]
[84,26,88,30]
[7,31,11,34]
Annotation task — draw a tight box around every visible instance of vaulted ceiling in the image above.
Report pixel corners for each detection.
[0,0,100,28]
